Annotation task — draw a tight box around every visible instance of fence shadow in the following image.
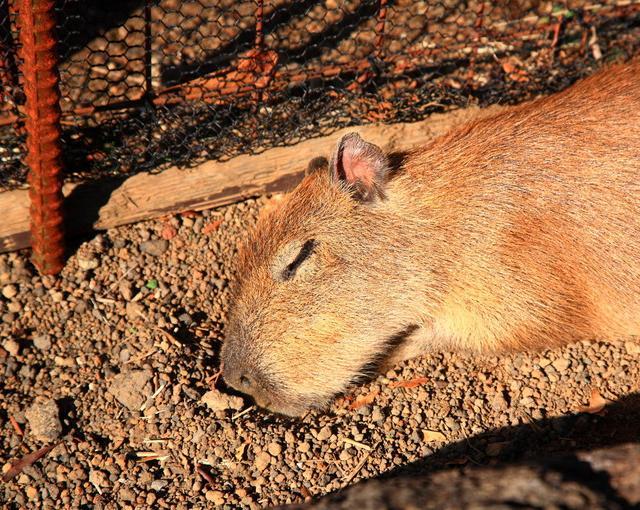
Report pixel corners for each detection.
[288,390,640,508]
[277,391,640,508]
[383,391,640,479]
[62,175,127,257]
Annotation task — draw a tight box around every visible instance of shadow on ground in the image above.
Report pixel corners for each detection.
[283,391,640,509]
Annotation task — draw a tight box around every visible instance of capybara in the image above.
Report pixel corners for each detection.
[221,58,640,416]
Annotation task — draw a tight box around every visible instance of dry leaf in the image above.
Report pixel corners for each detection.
[502,59,529,83]
[300,486,312,502]
[578,388,611,415]
[235,441,249,461]
[389,377,429,389]
[2,443,58,482]
[502,61,517,74]
[348,390,379,410]
[9,415,23,436]
[509,71,530,83]
[422,429,446,442]
[202,220,223,235]
[197,465,215,487]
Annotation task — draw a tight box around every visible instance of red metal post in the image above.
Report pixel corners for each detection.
[17,0,65,274]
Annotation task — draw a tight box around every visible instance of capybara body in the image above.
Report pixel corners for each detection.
[222,59,640,416]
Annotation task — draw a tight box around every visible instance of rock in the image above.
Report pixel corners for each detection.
[267,442,282,456]
[371,408,385,423]
[201,389,244,412]
[7,302,21,313]
[178,312,193,325]
[77,257,99,270]
[490,392,509,411]
[3,338,20,356]
[205,490,225,505]
[625,342,640,355]
[89,469,110,491]
[298,442,311,453]
[25,398,62,442]
[552,358,570,371]
[254,451,271,472]
[119,281,133,301]
[125,301,144,320]
[107,370,153,411]
[316,426,332,441]
[49,290,64,303]
[32,334,52,351]
[140,240,169,257]
[151,480,169,491]
[25,486,38,499]
[2,284,17,299]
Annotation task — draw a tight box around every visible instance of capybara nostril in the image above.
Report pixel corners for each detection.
[239,374,252,389]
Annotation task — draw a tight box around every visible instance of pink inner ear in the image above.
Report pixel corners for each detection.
[341,150,375,187]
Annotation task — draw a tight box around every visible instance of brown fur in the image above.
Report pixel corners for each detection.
[221,58,640,416]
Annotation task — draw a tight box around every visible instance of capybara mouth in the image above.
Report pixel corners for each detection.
[350,324,420,384]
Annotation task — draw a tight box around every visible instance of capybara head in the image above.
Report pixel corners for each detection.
[221,133,415,416]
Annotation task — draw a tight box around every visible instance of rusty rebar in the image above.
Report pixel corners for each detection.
[374,0,388,56]
[252,0,267,105]
[0,1,19,105]
[255,0,264,50]
[17,0,65,274]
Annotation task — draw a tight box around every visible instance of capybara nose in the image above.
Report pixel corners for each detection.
[222,358,258,393]
[238,373,254,390]
[222,365,248,391]
[223,369,275,409]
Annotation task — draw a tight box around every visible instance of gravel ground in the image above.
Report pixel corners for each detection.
[1,193,639,509]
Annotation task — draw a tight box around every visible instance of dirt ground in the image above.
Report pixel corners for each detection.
[1,189,639,509]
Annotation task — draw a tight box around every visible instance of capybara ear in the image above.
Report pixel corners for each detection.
[329,132,389,202]
[305,156,329,176]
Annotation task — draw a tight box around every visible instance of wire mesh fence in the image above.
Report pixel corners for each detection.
[1,0,640,192]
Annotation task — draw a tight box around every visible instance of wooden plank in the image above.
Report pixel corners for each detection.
[0,105,503,253]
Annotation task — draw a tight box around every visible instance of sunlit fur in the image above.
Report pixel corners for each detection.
[221,58,640,416]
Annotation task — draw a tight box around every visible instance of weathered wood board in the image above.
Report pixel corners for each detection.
[0,105,502,254]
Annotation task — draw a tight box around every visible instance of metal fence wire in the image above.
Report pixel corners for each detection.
[1,0,640,191]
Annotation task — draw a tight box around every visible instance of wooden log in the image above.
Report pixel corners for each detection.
[0,105,503,254]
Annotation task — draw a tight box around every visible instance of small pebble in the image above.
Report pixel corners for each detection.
[254,451,271,472]
[552,358,571,371]
[25,398,62,442]
[107,370,152,411]
[205,490,225,505]
[201,389,244,412]
[140,239,169,257]
[2,284,17,299]
[32,334,52,351]
[7,302,21,313]
[316,426,332,441]
[77,257,99,270]
[267,442,282,456]
[3,338,20,356]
